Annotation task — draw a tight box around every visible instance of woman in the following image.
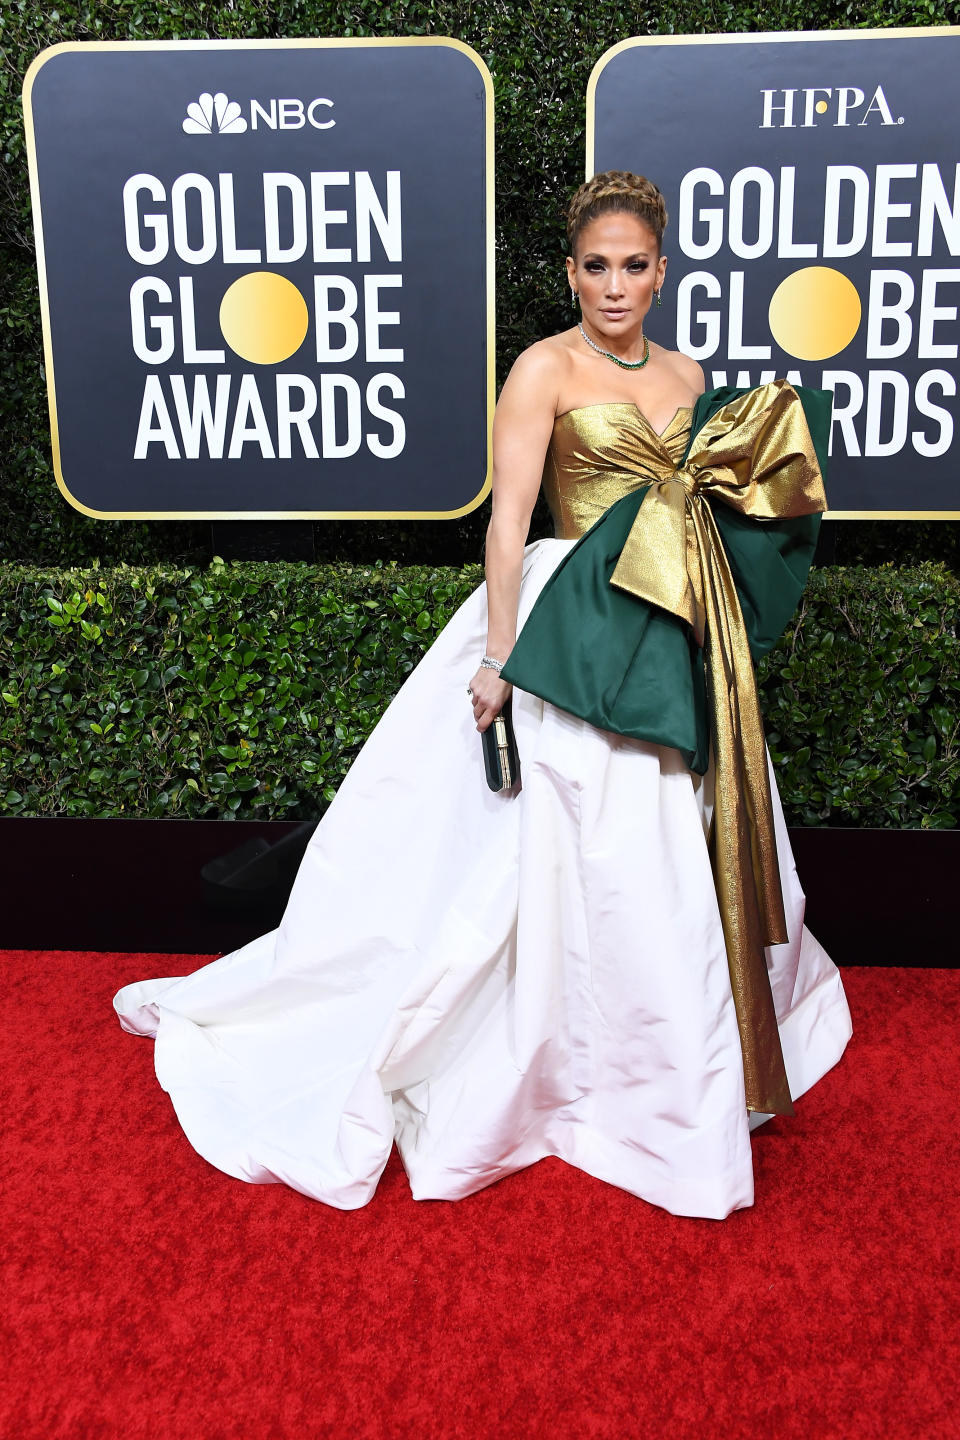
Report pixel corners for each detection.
[467,173,700,732]
[115,172,851,1219]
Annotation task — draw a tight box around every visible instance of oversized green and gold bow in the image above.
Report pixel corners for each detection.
[503,380,829,1116]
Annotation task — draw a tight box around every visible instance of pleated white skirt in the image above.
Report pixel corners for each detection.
[115,538,852,1219]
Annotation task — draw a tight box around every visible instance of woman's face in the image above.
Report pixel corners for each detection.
[566,212,667,341]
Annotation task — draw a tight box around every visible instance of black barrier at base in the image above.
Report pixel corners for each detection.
[0,816,955,963]
[200,821,316,911]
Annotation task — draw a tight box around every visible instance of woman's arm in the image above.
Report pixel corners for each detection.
[468,345,560,733]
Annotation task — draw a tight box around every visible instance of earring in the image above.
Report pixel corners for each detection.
[571,290,579,309]
[655,289,662,308]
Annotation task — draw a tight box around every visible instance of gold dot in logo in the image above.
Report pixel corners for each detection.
[219,271,309,364]
[768,266,861,362]
[815,99,829,114]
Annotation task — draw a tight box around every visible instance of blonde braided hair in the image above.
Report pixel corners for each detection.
[566,171,668,256]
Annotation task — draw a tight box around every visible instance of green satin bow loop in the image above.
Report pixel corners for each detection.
[502,381,830,1117]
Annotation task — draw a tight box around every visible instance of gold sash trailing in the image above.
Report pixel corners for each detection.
[609,381,827,1115]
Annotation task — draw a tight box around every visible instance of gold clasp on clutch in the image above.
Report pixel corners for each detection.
[493,714,512,787]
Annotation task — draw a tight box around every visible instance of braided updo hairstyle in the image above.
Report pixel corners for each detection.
[566,171,668,256]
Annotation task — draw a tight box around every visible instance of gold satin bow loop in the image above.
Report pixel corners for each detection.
[609,381,827,1117]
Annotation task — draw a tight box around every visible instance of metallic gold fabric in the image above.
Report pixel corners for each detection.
[542,382,827,1116]
[543,403,692,539]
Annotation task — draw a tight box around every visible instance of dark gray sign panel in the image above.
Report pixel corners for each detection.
[589,28,960,517]
[24,39,493,518]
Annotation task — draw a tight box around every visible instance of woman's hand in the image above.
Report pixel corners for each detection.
[467,665,512,732]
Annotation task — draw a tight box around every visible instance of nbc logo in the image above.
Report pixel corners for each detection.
[182,92,248,135]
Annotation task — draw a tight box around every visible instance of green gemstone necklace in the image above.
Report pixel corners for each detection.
[578,321,650,370]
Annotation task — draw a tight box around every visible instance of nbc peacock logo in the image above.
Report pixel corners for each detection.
[182,92,248,135]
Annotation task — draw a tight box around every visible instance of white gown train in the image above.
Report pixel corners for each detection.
[115,538,852,1219]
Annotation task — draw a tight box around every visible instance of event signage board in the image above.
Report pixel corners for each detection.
[23,40,493,518]
[589,28,960,517]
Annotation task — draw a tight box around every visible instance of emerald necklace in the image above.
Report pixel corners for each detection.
[578,321,650,370]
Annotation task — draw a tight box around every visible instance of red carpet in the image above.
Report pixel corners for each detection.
[2,955,958,1440]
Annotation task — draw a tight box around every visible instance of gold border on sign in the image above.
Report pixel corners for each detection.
[22,38,495,521]
[586,26,960,521]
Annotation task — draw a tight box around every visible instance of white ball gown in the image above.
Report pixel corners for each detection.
[114,386,852,1220]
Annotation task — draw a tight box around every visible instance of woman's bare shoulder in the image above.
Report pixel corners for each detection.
[508,334,573,380]
[654,345,706,398]
[499,335,570,410]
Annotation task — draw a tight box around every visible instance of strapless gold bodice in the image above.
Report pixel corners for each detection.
[543,403,694,540]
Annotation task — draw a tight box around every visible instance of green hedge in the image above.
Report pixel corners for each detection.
[3,1,960,570]
[0,559,480,818]
[759,564,959,828]
[1,560,957,827]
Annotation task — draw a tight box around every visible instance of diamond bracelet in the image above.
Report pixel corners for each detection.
[480,656,505,673]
